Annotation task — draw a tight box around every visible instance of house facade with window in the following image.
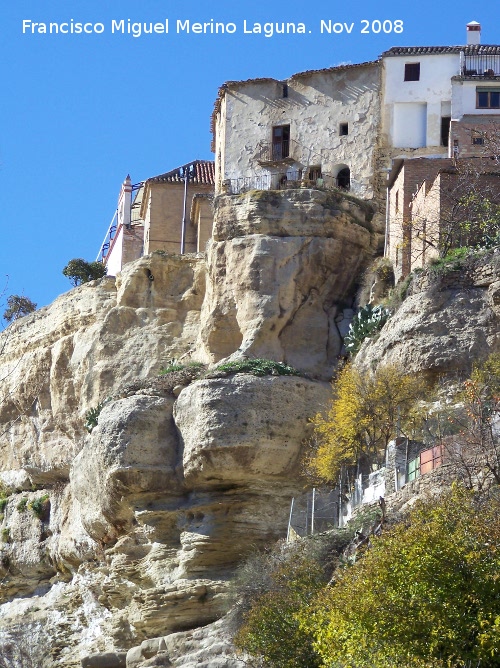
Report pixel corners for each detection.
[211,61,381,200]
[99,161,215,276]
[381,24,500,159]
[382,23,500,279]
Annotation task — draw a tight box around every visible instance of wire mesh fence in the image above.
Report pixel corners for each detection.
[287,488,341,540]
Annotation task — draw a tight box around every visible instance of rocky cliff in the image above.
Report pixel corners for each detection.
[357,250,500,377]
[0,189,375,667]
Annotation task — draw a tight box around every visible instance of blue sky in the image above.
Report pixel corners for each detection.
[1,0,499,312]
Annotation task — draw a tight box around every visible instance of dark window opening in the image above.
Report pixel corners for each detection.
[307,165,322,181]
[477,88,500,109]
[339,122,349,136]
[337,167,350,190]
[404,63,420,82]
[472,134,485,145]
[441,117,451,147]
[282,83,288,98]
[272,125,290,160]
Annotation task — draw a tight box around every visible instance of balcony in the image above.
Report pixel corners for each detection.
[255,138,300,165]
[462,54,500,77]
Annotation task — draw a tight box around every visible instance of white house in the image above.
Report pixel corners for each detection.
[381,22,500,157]
[211,61,381,200]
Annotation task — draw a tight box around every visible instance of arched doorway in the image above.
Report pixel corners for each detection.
[337,167,350,190]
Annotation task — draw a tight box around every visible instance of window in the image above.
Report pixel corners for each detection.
[404,63,420,81]
[282,83,288,98]
[339,122,349,136]
[395,190,399,214]
[477,88,500,108]
[272,125,290,160]
[441,117,451,147]
[307,165,322,181]
[472,133,485,145]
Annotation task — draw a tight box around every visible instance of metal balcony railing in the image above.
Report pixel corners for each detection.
[256,139,299,164]
[462,54,500,77]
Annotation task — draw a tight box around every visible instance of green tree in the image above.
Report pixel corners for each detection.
[2,295,37,323]
[307,363,429,483]
[62,258,106,287]
[234,540,342,668]
[303,486,500,668]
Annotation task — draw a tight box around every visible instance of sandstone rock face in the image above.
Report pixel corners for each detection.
[0,190,373,667]
[198,190,374,378]
[0,254,204,483]
[175,374,329,486]
[357,253,500,377]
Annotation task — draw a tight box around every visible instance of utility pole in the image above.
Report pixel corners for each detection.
[181,166,189,254]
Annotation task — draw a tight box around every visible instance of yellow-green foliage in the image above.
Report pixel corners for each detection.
[234,548,326,668]
[308,364,429,483]
[301,486,500,668]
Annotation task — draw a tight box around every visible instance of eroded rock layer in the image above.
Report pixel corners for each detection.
[0,189,372,667]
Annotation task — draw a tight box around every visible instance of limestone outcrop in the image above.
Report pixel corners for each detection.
[0,253,205,485]
[197,190,374,378]
[357,251,500,377]
[0,188,368,667]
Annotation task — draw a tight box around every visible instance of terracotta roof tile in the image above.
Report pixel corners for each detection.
[148,160,215,186]
[210,61,378,148]
[383,44,500,56]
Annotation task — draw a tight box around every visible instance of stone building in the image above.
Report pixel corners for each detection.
[387,159,500,279]
[211,62,381,200]
[100,161,215,276]
[382,23,500,278]
[98,22,499,277]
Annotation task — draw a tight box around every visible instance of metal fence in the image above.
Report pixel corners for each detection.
[287,472,388,539]
[222,171,350,196]
[287,488,341,540]
[463,54,500,76]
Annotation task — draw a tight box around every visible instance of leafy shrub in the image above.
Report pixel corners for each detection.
[304,486,500,668]
[16,498,28,512]
[3,295,37,323]
[344,304,391,355]
[84,398,111,433]
[212,359,302,377]
[62,258,107,287]
[29,495,50,520]
[308,363,429,483]
[429,246,469,274]
[233,537,346,668]
[1,528,10,543]
[159,360,205,375]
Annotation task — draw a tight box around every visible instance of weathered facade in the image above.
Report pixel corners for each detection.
[381,26,500,159]
[387,158,500,280]
[212,62,381,200]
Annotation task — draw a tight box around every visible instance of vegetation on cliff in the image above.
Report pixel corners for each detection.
[306,363,429,483]
[235,356,500,667]
[235,486,500,668]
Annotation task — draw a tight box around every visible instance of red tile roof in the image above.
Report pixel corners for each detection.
[147,160,215,186]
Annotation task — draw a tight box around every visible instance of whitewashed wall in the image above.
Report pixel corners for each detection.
[215,63,380,199]
[383,53,459,149]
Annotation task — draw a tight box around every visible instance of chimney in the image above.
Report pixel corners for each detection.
[117,174,132,229]
[466,21,481,45]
